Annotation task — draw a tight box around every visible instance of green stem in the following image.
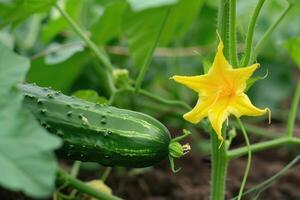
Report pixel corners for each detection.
[55,4,115,96]
[229,0,238,66]
[101,167,112,182]
[241,0,266,66]
[55,4,113,71]
[236,118,252,200]
[286,80,300,137]
[253,3,293,61]
[135,8,170,92]
[70,161,81,178]
[118,87,191,110]
[218,0,230,59]
[57,169,122,200]
[137,88,191,110]
[231,121,280,139]
[211,131,228,200]
[228,137,300,160]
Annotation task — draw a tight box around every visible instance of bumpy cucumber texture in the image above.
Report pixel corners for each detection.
[18,83,190,170]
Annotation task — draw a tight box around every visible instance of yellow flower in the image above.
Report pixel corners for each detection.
[171,34,270,142]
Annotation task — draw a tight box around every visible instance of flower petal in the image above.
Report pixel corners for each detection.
[210,33,232,73]
[231,63,260,92]
[171,75,215,94]
[229,93,267,117]
[208,97,230,141]
[183,96,216,123]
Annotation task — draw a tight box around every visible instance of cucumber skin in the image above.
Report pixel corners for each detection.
[19,83,171,168]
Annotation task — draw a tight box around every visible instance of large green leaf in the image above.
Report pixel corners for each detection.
[123,0,203,69]
[127,0,178,11]
[0,0,57,28]
[159,0,204,45]
[284,37,300,68]
[123,6,169,69]
[27,50,91,93]
[0,42,61,197]
[90,0,126,44]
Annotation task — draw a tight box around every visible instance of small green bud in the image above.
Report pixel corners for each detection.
[228,128,237,139]
[169,142,191,158]
[113,69,131,88]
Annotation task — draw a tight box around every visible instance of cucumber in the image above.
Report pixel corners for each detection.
[18,83,190,170]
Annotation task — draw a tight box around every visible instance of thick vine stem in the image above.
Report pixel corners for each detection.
[229,0,238,66]
[211,131,228,200]
[56,169,122,200]
[241,0,266,66]
[218,0,230,59]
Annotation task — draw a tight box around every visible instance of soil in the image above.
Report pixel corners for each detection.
[1,128,300,200]
[107,149,300,200]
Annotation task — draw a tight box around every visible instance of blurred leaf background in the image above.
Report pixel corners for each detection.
[0,0,299,129]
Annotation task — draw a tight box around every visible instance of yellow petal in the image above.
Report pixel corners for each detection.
[229,93,267,118]
[183,96,216,123]
[171,75,215,94]
[208,97,230,141]
[210,33,232,73]
[231,63,260,92]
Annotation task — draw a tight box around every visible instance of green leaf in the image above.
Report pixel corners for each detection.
[123,0,204,69]
[284,37,300,68]
[123,6,169,69]
[90,0,126,44]
[0,42,61,197]
[127,0,178,11]
[28,50,91,93]
[72,90,108,104]
[44,43,84,65]
[286,0,300,4]
[159,0,204,45]
[0,0,57,28]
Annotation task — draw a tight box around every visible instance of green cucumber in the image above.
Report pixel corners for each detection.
[18,83,190,170]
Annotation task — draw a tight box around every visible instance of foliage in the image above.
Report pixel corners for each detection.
[0,42,61,197]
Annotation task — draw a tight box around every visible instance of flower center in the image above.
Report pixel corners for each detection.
[219,84,237,98]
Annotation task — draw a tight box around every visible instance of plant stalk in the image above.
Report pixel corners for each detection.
[211,131,228,200]
[217,0,230,59]
[229,0,238,66]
